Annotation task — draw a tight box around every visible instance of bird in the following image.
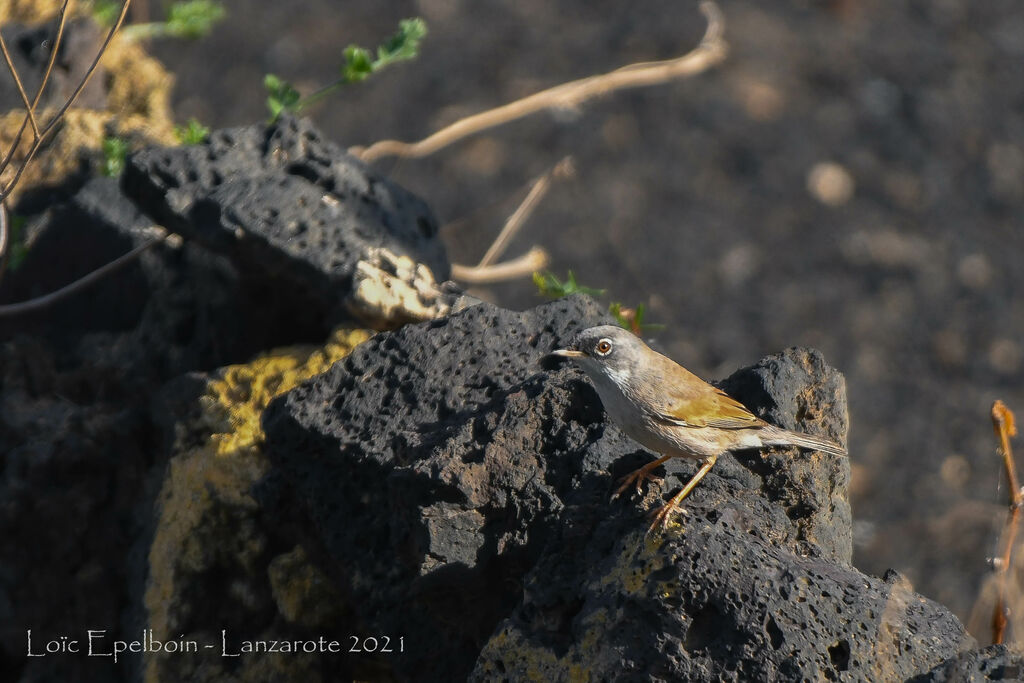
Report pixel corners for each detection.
[550,325,846,534]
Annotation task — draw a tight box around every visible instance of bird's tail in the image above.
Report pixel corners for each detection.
[763,426,847,457]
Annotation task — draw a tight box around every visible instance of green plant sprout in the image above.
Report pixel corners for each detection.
[265,18,427,121]
[96,0,226,41]
[100,136,130,177]
[609,302,664,335]
[6,215,28,272]
[534,271,662,334]
[533,270,605,298]
[174,118,210,145]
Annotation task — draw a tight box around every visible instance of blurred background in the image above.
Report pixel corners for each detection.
[42,0,1024,635]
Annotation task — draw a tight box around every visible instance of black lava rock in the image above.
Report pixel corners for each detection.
[911,644,1024,683]
[122,115,449,325]
[262,294,971,681]
[262,294,613,681]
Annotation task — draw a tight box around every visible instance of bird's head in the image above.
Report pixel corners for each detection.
[549,325,647,388]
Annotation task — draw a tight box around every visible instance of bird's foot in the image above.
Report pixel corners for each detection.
[612,467,663,499]
[611,455,672,500]
[646,500,682,536]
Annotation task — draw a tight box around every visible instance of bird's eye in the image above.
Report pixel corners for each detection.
[595,339,613,356]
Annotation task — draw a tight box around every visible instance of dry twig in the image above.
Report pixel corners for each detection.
[450,246,549,285]
[351,1,727,163]
[0,0,133,287]
[1,0,133,199]
[991,399,1020,645]
[476,157,573,268]
[448,156,570,285]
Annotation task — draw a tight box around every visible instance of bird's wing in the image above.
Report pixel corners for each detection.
[653,382,762,430]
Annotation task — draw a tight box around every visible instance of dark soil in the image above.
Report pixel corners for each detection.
[143,0,1024,631]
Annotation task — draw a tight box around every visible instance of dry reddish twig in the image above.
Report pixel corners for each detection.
[351,1,727,163]
[991,399,1020,645]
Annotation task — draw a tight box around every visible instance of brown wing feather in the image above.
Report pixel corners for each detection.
[644,354,762,430]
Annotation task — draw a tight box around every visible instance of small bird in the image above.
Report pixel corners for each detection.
[551,325,846,534]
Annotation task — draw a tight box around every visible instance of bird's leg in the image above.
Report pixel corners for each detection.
[647,455,719,535]
[613,454,673,499]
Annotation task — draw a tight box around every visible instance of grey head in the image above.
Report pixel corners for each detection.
[550,325,649,391]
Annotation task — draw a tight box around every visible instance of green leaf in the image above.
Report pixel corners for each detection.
[264,73,301,119]
[174,118,210,145]
[341,17,427,83]
[533,270,604,299]
[165,0,226,40]
[377,18,428,64]
[342,46,375,83]
[100,136,130,177]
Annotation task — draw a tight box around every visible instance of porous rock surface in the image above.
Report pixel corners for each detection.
[123,115,449,324]
[262,294,972,681]
[0,115,448,680]
[911,644,1024,682]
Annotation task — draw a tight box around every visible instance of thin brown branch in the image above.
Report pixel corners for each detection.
[31,0,71,111]
[477,156,574,268]
[0,234,167,317]
[991,399,1020,645]
[0,33,40,138]
[352,1,727,163]
[1,0,132,202]
[451,246,549,285]
[0,0,70,179]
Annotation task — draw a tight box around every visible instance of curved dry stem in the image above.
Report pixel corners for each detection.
[451,246,549,285]
[0,234,165,317]
[352,1,727,163]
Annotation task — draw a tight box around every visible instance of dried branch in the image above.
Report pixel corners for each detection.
[0,32,40,138]
[351,1,727,163]
[991,399,1020,645]
[0,0,71,178]
[450,246,549,284]
[477,156,573,268]
[1,0,133,201]
[0,233,170,317]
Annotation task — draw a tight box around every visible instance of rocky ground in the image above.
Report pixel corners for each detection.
[4,0,1024,681]
[151,0,1024,627]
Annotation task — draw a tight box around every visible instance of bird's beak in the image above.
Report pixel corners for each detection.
[550,348,585,358]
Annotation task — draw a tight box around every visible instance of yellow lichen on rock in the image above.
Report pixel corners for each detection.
[144,327,371,683]
[201,327,372,457]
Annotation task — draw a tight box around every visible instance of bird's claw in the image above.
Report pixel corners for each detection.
[645,501,681,536]
[612,468,663,500]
